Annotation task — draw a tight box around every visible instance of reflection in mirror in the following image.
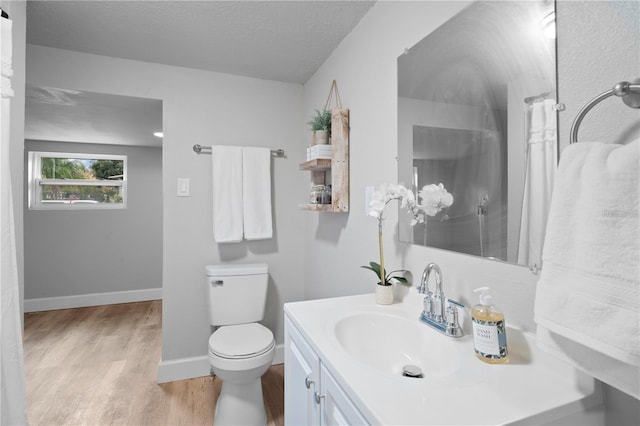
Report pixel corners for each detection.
[398,0,557,269]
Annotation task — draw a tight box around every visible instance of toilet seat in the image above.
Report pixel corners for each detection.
[209,323,275,359]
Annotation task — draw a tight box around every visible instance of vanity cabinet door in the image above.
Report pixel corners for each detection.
[319,364,368,426]
[284,316,320,426]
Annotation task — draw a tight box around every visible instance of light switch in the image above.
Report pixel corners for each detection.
[177,178,190,197]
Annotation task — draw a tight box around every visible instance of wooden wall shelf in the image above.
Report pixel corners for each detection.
[298,203,335,212]
[300,108,350,213]
[299,159,331,171]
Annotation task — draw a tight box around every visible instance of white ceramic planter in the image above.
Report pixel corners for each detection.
[375,284,394,305]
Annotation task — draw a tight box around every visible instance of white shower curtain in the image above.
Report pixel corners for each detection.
[1,16,29,425]
[517,99,557,268]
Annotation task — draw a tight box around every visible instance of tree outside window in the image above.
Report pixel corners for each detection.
[29,152,127,209]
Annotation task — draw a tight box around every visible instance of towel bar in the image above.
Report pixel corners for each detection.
[193,144,285,157]
[570,80,640,144]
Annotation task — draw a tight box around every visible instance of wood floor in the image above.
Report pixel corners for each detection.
[23,301,284,426]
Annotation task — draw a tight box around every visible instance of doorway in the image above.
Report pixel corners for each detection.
[23,87,163,311]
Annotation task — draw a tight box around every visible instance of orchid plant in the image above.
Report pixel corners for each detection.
[362,183,453,286]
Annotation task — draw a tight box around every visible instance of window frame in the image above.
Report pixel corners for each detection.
[28,151,128,210]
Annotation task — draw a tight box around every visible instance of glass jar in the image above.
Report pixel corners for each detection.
[310,185,324,204]
[321,185,332,205]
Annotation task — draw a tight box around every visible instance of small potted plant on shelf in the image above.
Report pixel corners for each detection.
[307,109,331,145]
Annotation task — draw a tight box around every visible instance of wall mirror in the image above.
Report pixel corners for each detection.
[398,0,557,269]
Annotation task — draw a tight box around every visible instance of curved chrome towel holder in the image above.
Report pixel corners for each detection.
[570,80,640,144]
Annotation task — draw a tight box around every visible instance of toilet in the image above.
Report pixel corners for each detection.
[206,263,275,426]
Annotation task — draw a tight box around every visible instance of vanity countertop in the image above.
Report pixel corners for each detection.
[284,292,603,425]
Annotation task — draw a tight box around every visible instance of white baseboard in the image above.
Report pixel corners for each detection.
[273,343,284,364]
[24,288,162,312]
[157,355,211,384]
[157,344,285,384]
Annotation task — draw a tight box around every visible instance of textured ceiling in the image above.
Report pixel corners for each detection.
[25,1,374,146]
[26,0,376,84]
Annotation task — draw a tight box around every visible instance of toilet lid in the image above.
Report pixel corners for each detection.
[209,323,274,359]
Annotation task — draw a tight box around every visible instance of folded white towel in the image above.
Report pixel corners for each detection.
[211,145,243,243]
[537,327,639,398]
[534,140,639,395]
[242,147,273,240]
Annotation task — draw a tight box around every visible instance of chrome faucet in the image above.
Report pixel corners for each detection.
[417,263,463,338]
[419,263,444,321]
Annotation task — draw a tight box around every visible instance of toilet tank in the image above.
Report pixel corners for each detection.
[206,263,269,326]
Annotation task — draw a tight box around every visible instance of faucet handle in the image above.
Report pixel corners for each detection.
[447,299,465,309]
[445,299,464,338]
[422,292,434,318]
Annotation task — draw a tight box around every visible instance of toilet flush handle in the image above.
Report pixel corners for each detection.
[211,280,224,286]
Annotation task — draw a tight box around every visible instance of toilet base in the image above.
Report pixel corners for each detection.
[214,378,267,426]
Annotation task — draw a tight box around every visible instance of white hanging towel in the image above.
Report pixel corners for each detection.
[211,145,243,243]
[242,147,273,240]
[534,140,639,398]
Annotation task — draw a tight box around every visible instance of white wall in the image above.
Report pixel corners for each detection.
[302,0,536,318]
[557,0,640,148]
[302,0,639,423]
[23,141,163,310]
[25,44,307,379]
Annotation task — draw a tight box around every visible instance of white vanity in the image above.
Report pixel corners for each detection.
[284,292,604,425]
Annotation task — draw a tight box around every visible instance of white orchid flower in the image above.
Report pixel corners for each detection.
[418,183,453,217]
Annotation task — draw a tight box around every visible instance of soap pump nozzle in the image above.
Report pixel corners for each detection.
[473,286,493,306]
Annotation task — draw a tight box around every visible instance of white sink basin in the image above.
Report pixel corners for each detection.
[333,311,460,377]
[286,293,602,425]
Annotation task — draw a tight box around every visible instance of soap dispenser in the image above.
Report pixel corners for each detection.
[471,287,508,364]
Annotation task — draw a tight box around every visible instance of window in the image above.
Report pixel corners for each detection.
[28,151,127,209]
